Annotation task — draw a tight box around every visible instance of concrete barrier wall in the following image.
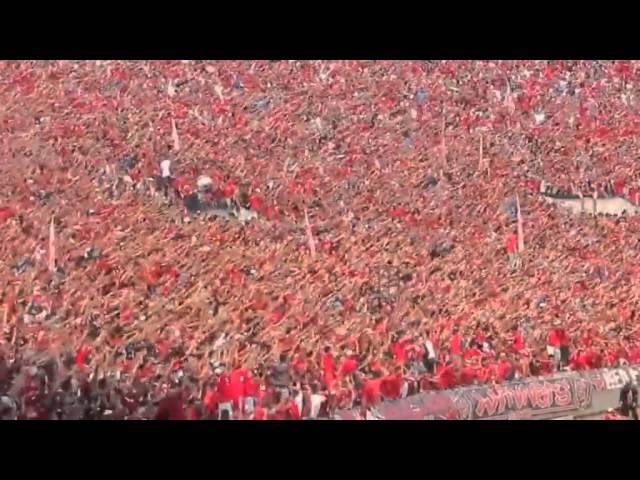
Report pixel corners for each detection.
[570,366,640,418]
[578,389,621,418]
[335,365,640,420]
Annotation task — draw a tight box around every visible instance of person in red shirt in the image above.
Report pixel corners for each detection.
[253,403,268,420]
[222,180,237,199]
[321,346,336,391]
[229,366,249,415]
[215,366,235,419]
[450,327,462,358]
[569,348,590,371]
[285,397,301,420]
[390,334,410,366]
[338,349,358,378]
[75,345,91,369]
[613,178,626,196]
[203,384,217,418]
[248,193,263,211]
[437,361,458,390]
[476,358,491,384]
[628,342,640,364]
[380,367,403,400]
[361,371,383,407]
[505,229,520,270]
[585,349,599,369]
[460,361,478,385]
[266,401,284,421]
[581,327,594,349]
[463,340,483,361]
[473,325,486,345]
[512,326,525,353]
[269,389,298,420]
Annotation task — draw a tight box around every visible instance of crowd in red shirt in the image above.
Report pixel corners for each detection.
[1,60,640,419]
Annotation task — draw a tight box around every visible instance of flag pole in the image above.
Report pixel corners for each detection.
[516,194,525,253]
[478,134,484,173]
[441,110,447,169]
[49,216,56,272]
[304,207,316,259]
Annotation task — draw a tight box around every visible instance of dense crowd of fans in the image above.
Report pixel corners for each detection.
[1,60,640,419]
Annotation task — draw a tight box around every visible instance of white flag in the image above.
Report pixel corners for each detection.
[504,77,515,114]
[171,119,180,151]
[304,208,316,258]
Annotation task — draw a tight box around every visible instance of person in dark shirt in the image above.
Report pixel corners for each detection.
[183,192,202,213]
[269,353,291,401]
[154,391,186,420]
[619,381,638,420]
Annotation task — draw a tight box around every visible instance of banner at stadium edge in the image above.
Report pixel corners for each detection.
[334,367,634,420]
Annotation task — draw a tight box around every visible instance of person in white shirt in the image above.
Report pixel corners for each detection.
[154,159,175,200]
[160,159,172,178]
[422,330,437,374]
[292,385,304,417]
[308,383,326,419]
